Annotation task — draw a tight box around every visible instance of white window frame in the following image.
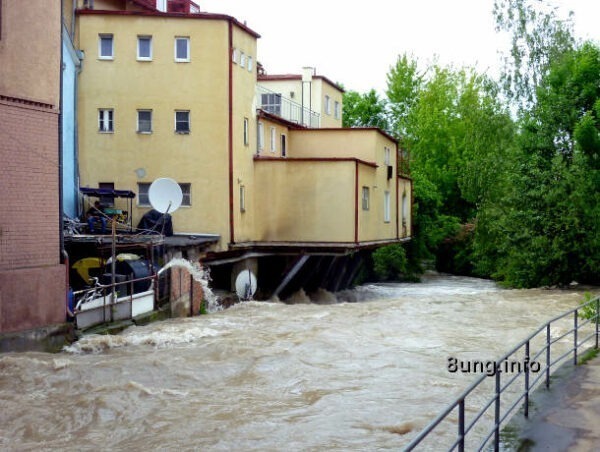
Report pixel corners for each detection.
[98,108,114,133]
[232,48,238,64]
[137,109,152,134]
[137,182,151,207]
[247,56,253,72]
[334,101,340,120]
[240,185,246,212]
[137,35,152,61]
[362,186,370,210]
[243,117,249,146]
[180,183,191,206]
[270,127,276,152]
[98,34,114,60]
[258,121,264,151]
[174,37,190,62]
[175,110,190,134]
[139,182,190,206]
[240,52,246,68]
[384,191,391,223]
[324,95,331,115]
[384,146,391,165]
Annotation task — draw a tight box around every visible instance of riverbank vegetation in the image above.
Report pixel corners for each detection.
[346,0,600,288]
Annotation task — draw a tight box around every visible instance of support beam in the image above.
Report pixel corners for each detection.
[272,255,309,299]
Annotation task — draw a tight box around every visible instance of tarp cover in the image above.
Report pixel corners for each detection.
[136,209,173,236]
[80,187,136,199]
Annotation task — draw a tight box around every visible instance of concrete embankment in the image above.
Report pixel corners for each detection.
[508,355,600,450]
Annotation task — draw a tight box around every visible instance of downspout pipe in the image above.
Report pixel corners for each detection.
[60,0,68,319]
[228,20,235,245]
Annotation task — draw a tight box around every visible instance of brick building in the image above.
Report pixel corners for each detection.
[0,0,66,335]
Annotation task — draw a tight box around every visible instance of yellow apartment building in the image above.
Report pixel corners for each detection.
[76,1,259,250]
[74,0,412,296]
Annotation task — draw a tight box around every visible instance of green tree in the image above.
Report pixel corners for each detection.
[493,0,575,110]
[342,89,390,131]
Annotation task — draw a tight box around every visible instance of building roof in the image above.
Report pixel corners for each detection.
[258,74,345,93]
[76,9,261,39]
[257,109,307,130]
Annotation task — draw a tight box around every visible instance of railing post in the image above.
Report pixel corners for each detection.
[458,399,465,452]
[546,324,551,389]
[524,341,530,418]
[494,368,500,452]
[574,310,578,365]
[596,298,600,348]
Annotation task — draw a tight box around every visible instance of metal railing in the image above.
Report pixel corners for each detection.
[256,85,320,128]
[405,294,600,451]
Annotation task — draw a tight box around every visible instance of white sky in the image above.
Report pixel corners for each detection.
[200,0,600,94]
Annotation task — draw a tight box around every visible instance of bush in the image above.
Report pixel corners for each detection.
[372,244,408,281]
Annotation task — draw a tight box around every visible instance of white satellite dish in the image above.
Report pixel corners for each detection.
[148,178,183,214]
[235,269,257,300]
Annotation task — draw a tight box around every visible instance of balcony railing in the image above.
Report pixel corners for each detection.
[256,85,320,128]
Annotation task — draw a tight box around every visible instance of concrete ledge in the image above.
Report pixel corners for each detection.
[0,322,75,353]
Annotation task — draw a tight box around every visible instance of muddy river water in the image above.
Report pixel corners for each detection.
[0,273,596,450]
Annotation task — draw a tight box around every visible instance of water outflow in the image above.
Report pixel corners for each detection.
[157,257,221,313]
[1,274,598,450]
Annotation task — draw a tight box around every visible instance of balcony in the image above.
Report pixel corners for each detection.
[256,86,320,128]
[150,0,200,14]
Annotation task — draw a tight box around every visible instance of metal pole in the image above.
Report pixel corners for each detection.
[596,298,600,348]
[110,219,116,323]
[546,324,551,388]
[494,369,501,452]
[458,399,465,452]
[574,310,578,366]
[190,273,194,317]
[524,341,530,418]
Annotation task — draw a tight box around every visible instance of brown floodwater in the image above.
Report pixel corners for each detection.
[0,273,596,450]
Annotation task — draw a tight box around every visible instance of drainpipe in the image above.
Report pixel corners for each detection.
[60,0,68,318]
[227,20,235,245]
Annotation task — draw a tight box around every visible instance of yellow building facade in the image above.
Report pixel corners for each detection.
[77,7,259,251]
[75,2,413,293]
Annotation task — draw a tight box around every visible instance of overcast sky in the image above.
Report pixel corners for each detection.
[201,0,600,94]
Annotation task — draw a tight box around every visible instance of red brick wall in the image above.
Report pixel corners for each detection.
[0,99,66,333]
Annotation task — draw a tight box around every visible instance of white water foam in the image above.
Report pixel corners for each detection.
[158,258,221,313]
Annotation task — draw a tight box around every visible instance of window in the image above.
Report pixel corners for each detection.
[324,95,331,115]
[175,110,190,133]
[384,191,391,223]
[362,186,370,210]
[180,183,191,206]
[281,134,287,157]
[261,93,281,116]
[137,110,152,133]
[232,48,238,64]
[156,0,167,12]
[247,56,253,72]
[139,182,190,207]
[240,185,246,212]
[243,117,249,146]
[99,34,114,59]
[175,37,190,62]
[334,101,340,120]
[270,127,276,152]
[137,36,152,60]
[98,109,114,132]
[99,182,114,207]
[240,52,246,68]
[384,146,391,165]
[137,182,151,206]
[258,122,264,151]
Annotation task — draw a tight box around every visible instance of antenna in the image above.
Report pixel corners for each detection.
[235,269,257,301]
[148,177,183,214]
